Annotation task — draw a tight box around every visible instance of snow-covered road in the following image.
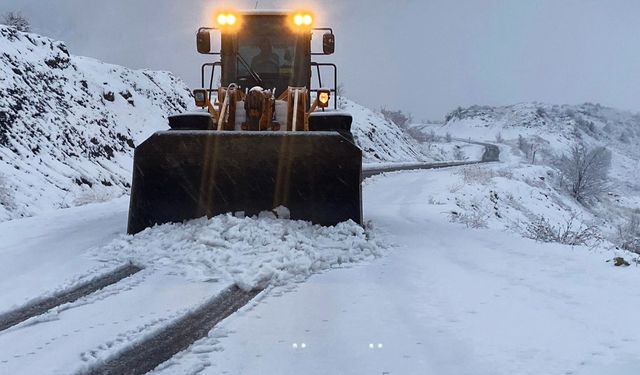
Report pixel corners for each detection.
[2,167,640,374]
[156,169,640,375]
[0,197,129,314]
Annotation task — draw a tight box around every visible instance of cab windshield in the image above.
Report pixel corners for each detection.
[235,16,306,94]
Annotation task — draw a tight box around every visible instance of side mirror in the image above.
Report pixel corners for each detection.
[322,33,335,55]
[196,29,211,54]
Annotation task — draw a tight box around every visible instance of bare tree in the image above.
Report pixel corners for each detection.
[518,134,529,156]
[517,134,539,163]
[556,143,611,203]
[2,11,31,32]
[380,107,412,130]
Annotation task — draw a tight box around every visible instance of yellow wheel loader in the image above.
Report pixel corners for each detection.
[127,10,363,234]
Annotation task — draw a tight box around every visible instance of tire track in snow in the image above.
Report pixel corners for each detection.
[0,263,142,332]
[81,285,261,375]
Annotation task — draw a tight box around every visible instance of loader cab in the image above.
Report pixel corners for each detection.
[198,11,337,107]
[224,14,310,96]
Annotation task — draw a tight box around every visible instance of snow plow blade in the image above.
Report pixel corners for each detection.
[127,131,362,234]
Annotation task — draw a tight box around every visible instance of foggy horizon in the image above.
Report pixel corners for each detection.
[3,0,640,121]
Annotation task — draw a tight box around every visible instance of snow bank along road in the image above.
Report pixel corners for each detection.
[362,141,500,178]
[0,148,498,374]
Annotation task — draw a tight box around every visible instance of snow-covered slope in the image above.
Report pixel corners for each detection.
[443,102,640,167]
[0,25,192,221]
[414,102,640,250]
[339,97,427,163]
[440,102,640,195]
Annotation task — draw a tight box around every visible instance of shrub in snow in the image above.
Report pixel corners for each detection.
[1,11,31,32]
[380,107,412,129]
[526,214,601,247]
[453,147,467,161]
[460,165,494,185]
[380,107,435,144]
[0,173,15,211]
[617,214,640,254]
[423,129,439,144]
[495,132,504,143]
[555,143,611,204]
[449,198,490,229]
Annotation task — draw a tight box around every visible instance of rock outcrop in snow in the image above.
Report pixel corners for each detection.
[0,25,192,221]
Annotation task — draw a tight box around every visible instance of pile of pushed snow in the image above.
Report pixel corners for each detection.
[93,213,385,291]
[0,25,192,221]
[339,97,427,163]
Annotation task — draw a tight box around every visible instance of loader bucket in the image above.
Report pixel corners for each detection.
[127,131,362,234]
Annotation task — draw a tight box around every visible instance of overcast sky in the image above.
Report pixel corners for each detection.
[3,0,640,120]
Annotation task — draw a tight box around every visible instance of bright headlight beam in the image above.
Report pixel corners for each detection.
[294,14,304,26]
[217,14,228,25]
[302,14,312,25]
[319,92,329,104]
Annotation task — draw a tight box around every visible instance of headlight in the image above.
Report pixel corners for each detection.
[216,12,239,28]
[317,90,330,108]
[291,12,313,29]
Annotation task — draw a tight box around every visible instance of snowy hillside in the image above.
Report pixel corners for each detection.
[440,102,640,197]
[339,98,427,163]
[0,25,192,221]
[443,102,640,166]
[414,102,640,253]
